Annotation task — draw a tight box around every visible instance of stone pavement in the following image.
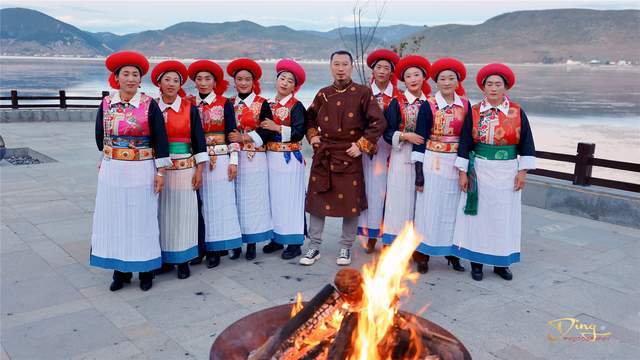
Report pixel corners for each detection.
[1,122,639,360]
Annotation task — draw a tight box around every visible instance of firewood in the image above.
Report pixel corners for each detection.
[326,312,359,360]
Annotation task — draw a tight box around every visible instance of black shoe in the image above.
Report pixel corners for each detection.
[177,263,190,279]
[109,271,132,291]
[190,255,204,265]
[245,243,256,260]
[282,245,302,260]
[446,256,465,272]
[263,240,284,254]
[220,250,230,256]
[139,272,154,291]
[471,262,483,281]
[414,252,429,274]
[154,262,174,275]
[365,238,377,254]
[230,247,242,260]
[494,266,513,281]
[206,252,221,268]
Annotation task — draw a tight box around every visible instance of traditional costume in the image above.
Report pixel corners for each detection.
[358,49,400,252]
[413,57,470,273]
[381,55,431,245]
[452,63,536,280]
[91,51,171,291]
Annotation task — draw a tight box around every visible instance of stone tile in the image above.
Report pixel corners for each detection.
[1,273,83,316]
[1,248,53,282]
[3,220,43,239]
[180,334,215,360]
[11,199,86,225]
[87,293,148,329]
[60,240,91,264]
[126,331,195,360]
[165,308,253,345]
[1,187,66,206]
[28,238,77,267]
[0,225,28,254]
[1,299,92,330]
[2,309,126,360]
[70,341,142,360]
[35,214,93,245]
[198,273,269,308]
[57,263,110,290]
[493,344,547,360]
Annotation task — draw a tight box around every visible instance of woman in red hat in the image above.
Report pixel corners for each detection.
[381,55,430,245]
[151,60,207,280]
[226,58,275,261]
[187,60,243,269]
[452,63,536,281]
[358,49,400,254]
[260,59,307,260]
[412,57,471,274]
[91,50,171,292]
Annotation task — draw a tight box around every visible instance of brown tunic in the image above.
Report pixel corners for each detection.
[305,81,387,217]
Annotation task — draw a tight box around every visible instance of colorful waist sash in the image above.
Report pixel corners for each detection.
[103,145,153,161]
[464,143,517,216]
[426,135,460,153]
[169,142,190,154]
[266,142,302,152]
[205,132,226,146]
[208,145,229,156]
[240,143,266,152]
[168,156,195,170]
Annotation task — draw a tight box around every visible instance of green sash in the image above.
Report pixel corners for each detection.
[169,142,190,154]
[464,143,517,215]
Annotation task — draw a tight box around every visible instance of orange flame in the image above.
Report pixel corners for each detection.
[290,292,303,318]
[349,223,422,360]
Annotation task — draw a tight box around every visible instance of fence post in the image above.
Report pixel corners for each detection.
[59,90,67,109]
[573,142,595,186]
[10,90,18,109]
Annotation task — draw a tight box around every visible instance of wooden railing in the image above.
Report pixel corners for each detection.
[530,142,640,193]
[2,90,639,193]
[0,90,109,109]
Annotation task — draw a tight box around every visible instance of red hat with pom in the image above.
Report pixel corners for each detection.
[431,57,467,96]
[151,60,188,98]
[105,51,149,89]
[367,48,400,88]
[275,58,306,93]
[476,63,516,90]
[188,60,229,96]
[226,58,263,95]
[395,55,432,95]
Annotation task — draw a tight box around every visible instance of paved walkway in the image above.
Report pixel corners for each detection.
[1,122,639,360]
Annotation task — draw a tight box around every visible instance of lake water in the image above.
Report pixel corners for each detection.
[1,57,639,182]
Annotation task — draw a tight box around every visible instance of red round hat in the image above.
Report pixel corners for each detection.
[188,60,229,96]
[151,60,188,97]
[476,63,516,90]
[431,57,467,96]
[276,58,306,93]
[395,55,432,95]
[366,49,400,69]
[105,51,149,89]
[227,58,263,94]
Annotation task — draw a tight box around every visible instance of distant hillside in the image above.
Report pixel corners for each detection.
[1,7,638,63]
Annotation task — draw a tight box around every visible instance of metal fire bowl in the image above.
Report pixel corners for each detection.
[210,303,471,360]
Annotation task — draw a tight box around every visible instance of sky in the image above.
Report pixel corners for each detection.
[1,0,638,34]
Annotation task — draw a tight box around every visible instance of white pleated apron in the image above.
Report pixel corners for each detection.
[267,151,305,245]
[358,136,390,239]
[382,142,416,244]
[235,150,273,243]
[451,158,521,266]
[415,151,460,256]
[201,154,243,251]
[91,158,162,272]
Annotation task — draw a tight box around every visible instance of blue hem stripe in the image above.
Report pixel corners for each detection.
[161,246,199,264]
[416,243,454,256]
[358,226,381,238]
[206,237,243,251]
[242,230,273,243]
[273,233,304,245]
[450,246,520,267]
[90,254,162,272]
[382,233,397,245]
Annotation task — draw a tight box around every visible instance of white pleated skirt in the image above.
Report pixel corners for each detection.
[201,154,243,251]
[415,151,460,256]
[90,158,162,272]
[358,137,390,239]
[267,151,305,245]
[236,150,273,243]
[158,156,199,264]
[382,142,416,244]
[451,158,521,266]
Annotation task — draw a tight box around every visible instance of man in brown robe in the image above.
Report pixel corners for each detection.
[300,50,387,266]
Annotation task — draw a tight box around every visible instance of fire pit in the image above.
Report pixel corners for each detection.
[210,226,472,360]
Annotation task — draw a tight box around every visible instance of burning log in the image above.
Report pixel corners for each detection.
[326,312,359,360]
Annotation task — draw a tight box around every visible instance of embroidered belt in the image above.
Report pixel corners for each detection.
[168,156,196,170]
[240,143,266,152]
[108,136,151,149]
[103,145,153,161]
[207,145,229,156]
[426,135,460,153]
[205,132,226,146]
[266,142,302,152]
